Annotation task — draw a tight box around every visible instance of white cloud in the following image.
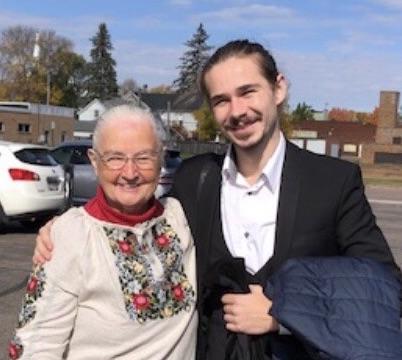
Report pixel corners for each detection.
[197,4,296,24]
[372,0,402,9]
[170,0,193,5]
[327,30,395,54]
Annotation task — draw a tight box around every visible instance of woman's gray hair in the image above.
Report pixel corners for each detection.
[92,105,163,152]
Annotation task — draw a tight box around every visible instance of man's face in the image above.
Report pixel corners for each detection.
[89,119,161,214]
[204,55,287,151]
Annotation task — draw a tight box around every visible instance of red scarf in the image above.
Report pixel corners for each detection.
[84,186,164,226]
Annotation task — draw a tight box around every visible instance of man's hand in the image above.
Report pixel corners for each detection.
[222,284,279,335]
[32,217,57,265]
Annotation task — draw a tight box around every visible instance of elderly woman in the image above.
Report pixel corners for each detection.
[9,105,197,359]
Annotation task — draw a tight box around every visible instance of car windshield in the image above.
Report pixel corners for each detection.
[14,148,58,166]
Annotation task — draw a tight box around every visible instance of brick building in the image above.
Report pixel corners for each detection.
[361,91,402,164]
[290,120,376,159]
[0,102,74,146]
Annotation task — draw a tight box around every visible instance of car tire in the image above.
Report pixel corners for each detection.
[0,203,8,233]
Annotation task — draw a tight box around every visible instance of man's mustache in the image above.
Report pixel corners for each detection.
[224,113,262,129]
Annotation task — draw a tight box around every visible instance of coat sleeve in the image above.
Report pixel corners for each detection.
[9,208,87,359]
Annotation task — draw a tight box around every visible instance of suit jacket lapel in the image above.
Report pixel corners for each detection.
[269,141,301,273]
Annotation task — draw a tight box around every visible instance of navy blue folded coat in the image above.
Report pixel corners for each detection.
[265,257,402,360]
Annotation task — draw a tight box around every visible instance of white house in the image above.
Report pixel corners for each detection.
[74,92,167,140]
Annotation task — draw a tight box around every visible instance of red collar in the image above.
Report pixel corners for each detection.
[84,187,164,226]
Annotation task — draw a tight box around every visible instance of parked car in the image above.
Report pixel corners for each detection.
[51,140,182,206]
[50,140,97,207]
[155,149,182,198]
[0,141,66,229]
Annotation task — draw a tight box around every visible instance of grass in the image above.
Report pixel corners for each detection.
[361,164,402,188]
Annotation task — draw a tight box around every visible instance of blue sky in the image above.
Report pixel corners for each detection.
[1,0,402,111]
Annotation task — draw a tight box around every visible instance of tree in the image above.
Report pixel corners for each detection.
[86,23,118,100]
[279,102,293,138]
[291,102,314,122]
[119,78,139,97]
[193,102,219,141]
[0,26,74,104]
[51,51,88,108]
[355,112,370,124]
[328,107,354,122]
[173,23,212,94]
[148,84,174,94]
[367,107,379,125]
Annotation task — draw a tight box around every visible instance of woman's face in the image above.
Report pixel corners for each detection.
[89,119,161,214]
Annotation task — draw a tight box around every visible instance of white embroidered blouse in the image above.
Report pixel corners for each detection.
[9,197,197,360]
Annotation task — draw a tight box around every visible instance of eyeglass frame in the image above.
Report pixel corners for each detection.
[91,149,161,170]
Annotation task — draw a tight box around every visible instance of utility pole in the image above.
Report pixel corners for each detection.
[33,32,50,105]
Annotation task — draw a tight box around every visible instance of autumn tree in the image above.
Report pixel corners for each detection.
[328,108,355,122]
[367,107,379,125]
[87,23,118,100]
[193,101,219,141]
[173,23,212,94]
[0,26,74,104]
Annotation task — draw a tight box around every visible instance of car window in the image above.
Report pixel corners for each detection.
[14,148,58,166]
[164,151,182,169]
[51,147,73,165]
[70,146,91,165]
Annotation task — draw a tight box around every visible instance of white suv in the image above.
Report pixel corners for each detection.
[0,141,66,228]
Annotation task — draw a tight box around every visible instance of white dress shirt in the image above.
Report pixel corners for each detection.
[221,132,286,274]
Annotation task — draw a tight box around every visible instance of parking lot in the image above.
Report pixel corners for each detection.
[0,185,402,358]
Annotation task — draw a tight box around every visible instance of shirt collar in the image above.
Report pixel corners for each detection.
[222,132,286,192]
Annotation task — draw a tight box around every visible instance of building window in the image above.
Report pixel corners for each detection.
[393,137,401,145]
[343,143,357,154]
[0,122,4,132]
[94,109,99,118]
[61,131,67,143]
[18,123,31,133]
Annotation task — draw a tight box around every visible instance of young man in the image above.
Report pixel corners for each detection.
[169,39,402,359]
[34,40,401,359]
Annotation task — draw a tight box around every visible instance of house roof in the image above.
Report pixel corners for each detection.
[77,99,102,116]
[140,91,204,112]
[139,93,177,111]
[172,91,204,111]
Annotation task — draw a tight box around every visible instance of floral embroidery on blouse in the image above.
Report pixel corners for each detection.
[8,335,23,359]
[105,219,195,323]
[17,266,46,328]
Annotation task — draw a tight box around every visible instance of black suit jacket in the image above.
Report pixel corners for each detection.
[170,141,401,357]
